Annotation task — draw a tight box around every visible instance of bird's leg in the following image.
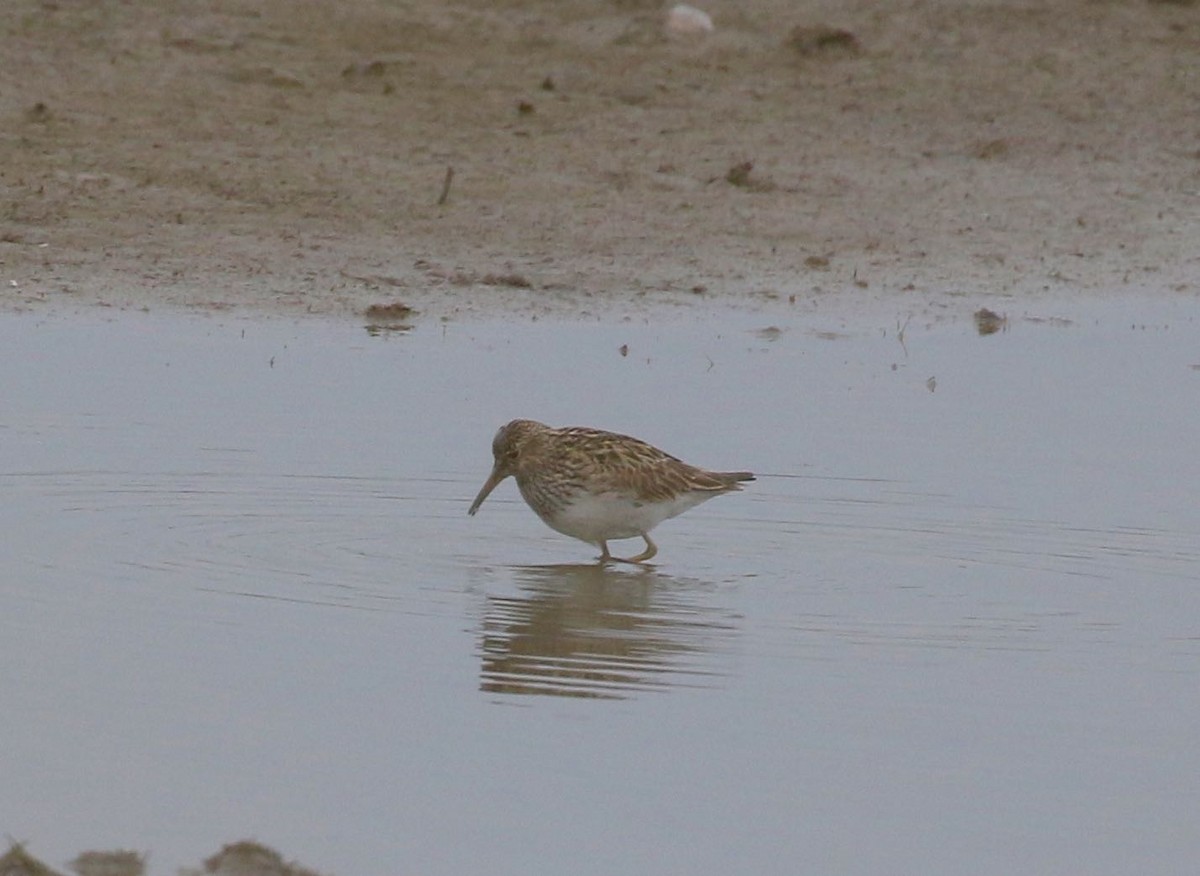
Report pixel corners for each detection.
[621,534,658,564]
[598,541,612,563]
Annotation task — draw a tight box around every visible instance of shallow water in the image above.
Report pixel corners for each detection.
[3,301,1198,875]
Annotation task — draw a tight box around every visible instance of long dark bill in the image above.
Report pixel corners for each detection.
[468,466,507,516]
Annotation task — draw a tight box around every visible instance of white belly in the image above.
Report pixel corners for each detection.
[536,489,715,545]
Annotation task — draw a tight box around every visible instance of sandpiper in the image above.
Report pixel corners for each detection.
[468,419,754,563]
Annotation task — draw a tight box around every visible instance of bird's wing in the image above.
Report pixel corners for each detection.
[573,434,734,502]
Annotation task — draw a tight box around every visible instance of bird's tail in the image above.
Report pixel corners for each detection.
[716,471,756,488]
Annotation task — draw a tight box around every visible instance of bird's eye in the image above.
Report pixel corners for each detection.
[505,448,519,463]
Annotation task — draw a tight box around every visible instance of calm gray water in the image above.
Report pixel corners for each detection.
[3,300,1198,875]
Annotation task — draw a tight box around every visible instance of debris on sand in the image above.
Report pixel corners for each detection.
[340,59,390,78]
[413,259,531,289]
[786,25,861,57]
[364,302,416,335]
[24,101,52,123]
[364,301,416,321]
[974,307,1008,335]
[725,161,753,187]
[341,270,406,288]
[0,843,66,876]
[724,161,776,192]
[181,841,326,876]
[69,850,145,876]
[480,272,532,288]
[436,165,454,205]
[972,138,1010,160]
[227,66,305,89]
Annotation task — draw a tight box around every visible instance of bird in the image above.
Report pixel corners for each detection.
[467,419,754,563]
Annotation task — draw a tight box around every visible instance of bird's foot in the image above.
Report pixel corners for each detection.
[597,535,657,565]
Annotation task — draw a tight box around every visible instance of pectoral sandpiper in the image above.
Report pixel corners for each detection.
[467,419,754,563]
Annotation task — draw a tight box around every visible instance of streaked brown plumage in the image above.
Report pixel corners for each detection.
[468,419,754,563]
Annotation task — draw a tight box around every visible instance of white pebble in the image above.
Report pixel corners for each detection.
[666,4,714,37]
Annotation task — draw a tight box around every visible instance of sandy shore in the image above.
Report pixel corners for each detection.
[2,0,1197,324]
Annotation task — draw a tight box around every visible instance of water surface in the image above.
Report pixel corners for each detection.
[3,301,1198,875]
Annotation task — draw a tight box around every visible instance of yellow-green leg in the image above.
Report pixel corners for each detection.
[626,534,658,563]
[598,534,657,564]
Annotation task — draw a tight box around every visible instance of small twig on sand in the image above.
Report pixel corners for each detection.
[437,166,454,205]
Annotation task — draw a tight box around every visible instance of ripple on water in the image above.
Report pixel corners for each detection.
[3,468,466,614]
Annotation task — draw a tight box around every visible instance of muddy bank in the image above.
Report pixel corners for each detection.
[1,0,1198,324]
[0,841,322,876]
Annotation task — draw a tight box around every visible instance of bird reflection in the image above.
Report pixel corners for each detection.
[479,563,737,699]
